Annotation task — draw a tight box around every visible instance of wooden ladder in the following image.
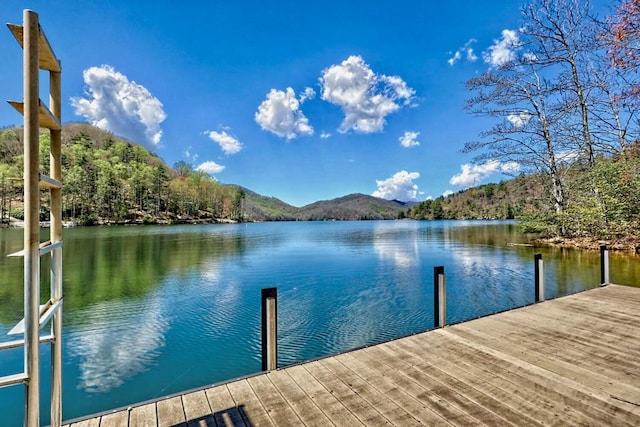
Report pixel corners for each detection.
[0,10,63,427]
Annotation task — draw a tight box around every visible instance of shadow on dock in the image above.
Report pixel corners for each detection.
[184,404,254,427]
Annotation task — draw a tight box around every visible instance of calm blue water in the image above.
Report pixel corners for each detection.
[0,220,629,425]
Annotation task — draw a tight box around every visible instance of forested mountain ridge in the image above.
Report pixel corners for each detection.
[0,123,413,224]
[405,144,640,251]
[0,123,247,225]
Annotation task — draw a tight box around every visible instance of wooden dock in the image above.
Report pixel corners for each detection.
[65,284,640,426]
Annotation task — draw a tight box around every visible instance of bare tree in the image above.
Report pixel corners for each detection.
[465,57,568,215]
[520,0,601,164]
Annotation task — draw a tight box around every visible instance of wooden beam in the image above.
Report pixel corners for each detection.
[7,99,61,130]
[7,23,61,72]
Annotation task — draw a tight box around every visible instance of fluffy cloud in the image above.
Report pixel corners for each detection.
[399,131,420,148]
[450,160,520,187]
[507,112,532,128]
[320,131,332,139]
[71,65,166,147]
[299,87,316,103]
[448,39,478,66]
[442,190,454,198]
[196,161,225,175]
[320,55,415,133]
[372,170,420,202]
[255,88,314,139]
[483,29,521,68]
[206,130,243,155]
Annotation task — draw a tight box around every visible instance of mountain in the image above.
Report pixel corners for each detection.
[235,187,415,221]
[296,193,415,221]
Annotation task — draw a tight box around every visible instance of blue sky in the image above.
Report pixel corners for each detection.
[0,1,611,207]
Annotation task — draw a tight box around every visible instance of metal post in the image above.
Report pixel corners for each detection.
[50,63,63,427]
[23,9,41,427]
[535,254,545,303]
[261,287,277,372]
[434,266,446,328]
[600,245,609,286]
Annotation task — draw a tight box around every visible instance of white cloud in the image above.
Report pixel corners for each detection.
[399,131,420,148]
[556,150,581,163]
[507,112,532,128]
[447,51,462,66]
[483,29,520,68]
[320,131,332,139]
[501,161,520,172]
[299,87,316,103]
[372,170,420,202]
[450,160,521,187]
[206,130,243,155]
[320,55,415,133]
[443,190,454,198]
[448,39,478,66]
[255,87,314,139]
[196,161,225,175]
[71,65,166,147]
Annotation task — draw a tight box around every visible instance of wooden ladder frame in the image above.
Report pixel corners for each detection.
[0,9,63,427]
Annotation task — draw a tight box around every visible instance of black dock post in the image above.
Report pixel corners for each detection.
[600,245,609,286]
[261,287,277,372]
[434,266,446,328]
[535,253,545,302]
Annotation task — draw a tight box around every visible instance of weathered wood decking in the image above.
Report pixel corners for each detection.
[65,284,640,426]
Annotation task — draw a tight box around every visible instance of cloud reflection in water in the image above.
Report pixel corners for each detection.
[66,296,168,393]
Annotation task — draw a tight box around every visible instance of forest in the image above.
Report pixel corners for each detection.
[0,123,245,225]
[407,0,640,250]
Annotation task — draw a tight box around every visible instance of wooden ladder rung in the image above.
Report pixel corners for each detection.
[0,334,55,351]
[0,373,28,388]
[8,299,63,336]
[39,173,62,189]
[7,99,61,130]
[8,240,63,257]
[6,23,60,72]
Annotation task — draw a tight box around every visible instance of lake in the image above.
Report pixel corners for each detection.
[0,220,638,425]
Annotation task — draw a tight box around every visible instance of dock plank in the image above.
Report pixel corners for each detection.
[335,351,451,425]
[181,390,215,427]
[62,284,640,427]
[129,402,157,427]
[205,385,247,427]
[306,358,402,425]
[69,418,100,427]
[267,368,332,427]
[286,364,365,427]
[227,377,275,427]
[366,343,518,426]
[99,410,130,427]
[157,395,186,427]
[383,338,545,427]
[245,373,294,426]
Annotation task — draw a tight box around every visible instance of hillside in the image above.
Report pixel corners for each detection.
[406,174,544,221]
[233,187,414,221]
[296,193,414,221]
[0,124,416,224]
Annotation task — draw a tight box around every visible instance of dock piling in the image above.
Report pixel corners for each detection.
[600,245,609,286]
[535,253,545,302]
[434,266,446,328]
[261,287,277,372]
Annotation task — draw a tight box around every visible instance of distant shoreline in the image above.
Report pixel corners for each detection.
[4,216,639,253]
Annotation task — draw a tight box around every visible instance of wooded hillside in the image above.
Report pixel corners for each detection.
[0,123,246,225]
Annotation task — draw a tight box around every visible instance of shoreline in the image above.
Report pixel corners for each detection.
[534,236,640,254]
[5,217,640,254]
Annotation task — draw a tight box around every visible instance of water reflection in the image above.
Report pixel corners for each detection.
[66,295,168,393]
[0,220,638,426]
[373,222,420,268]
